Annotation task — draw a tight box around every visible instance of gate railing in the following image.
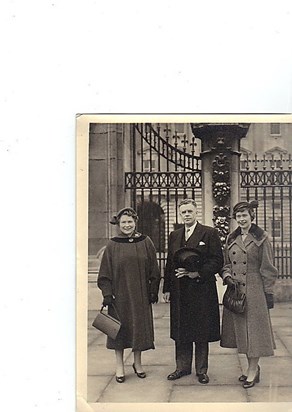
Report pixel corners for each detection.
[125,171,202,189]
[134,123,201,171]
[275,244,292,279]
[240,152,292,278]
[128,125,292,279]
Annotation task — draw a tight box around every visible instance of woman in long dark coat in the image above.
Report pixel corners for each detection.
[220,201,278,388]
[97,207,160,383]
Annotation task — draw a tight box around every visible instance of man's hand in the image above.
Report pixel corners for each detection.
[175,268,200,279]
[163,292,170,303]
[187,271,200,279]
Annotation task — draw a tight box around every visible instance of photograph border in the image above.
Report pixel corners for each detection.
[76,113,292,412]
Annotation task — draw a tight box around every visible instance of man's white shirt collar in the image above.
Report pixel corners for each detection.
[185,221,197,239]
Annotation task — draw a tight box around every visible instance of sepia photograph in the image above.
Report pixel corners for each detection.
[3,1,292,411]
[77,115,292,411]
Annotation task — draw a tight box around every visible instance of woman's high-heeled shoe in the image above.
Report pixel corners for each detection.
[132,363,146,378]
[238,374,247,382]
[115,376,125,383]
[242,365,260,389]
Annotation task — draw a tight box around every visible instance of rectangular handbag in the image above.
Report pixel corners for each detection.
[223,283,246,314]
[92,304,121,340]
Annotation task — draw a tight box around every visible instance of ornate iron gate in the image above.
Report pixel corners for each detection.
[125,123,202,274]
[124,124,292,279]
[240,153,292,278]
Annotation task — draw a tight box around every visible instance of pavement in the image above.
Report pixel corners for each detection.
[87,301,292,404]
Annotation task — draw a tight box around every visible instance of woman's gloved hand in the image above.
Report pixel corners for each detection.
[149,293,158,304]
[102,295,114,307]
[224,276,237,288]
[265,293,274,309]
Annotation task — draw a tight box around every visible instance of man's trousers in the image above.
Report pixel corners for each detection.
[175,341,209,374]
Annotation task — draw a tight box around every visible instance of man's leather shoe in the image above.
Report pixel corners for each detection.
[197,373,209,384]
[167,370,191,380]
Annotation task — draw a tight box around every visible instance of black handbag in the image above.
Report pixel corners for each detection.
[223,283,246,314]
[92,304,121,340]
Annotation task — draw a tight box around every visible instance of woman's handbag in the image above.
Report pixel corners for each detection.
[92,304,121,340]
[223,283,246,314]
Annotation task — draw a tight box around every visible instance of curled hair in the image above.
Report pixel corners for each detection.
[179,198,197,208]
[110,207,138,225]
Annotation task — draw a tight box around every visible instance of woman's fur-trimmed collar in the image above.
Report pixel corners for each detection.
[227,223,266,245]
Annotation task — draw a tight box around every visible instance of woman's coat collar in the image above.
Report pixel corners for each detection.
[227,223,268,249]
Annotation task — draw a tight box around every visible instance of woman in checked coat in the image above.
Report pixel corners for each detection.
[220,201,278,388]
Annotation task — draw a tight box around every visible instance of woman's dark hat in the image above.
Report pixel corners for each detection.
[232,200,258,218]
[110,207,138,225]
[173,248,201,272]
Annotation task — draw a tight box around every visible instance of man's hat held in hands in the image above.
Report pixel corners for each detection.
[173,248,201,272]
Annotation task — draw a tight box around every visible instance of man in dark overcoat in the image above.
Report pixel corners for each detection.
[163,199,223,384]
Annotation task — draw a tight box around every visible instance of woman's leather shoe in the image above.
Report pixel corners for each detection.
[242,377,257,389]
[167,370,191,380]
[242,366,260,389]
[197,373,209,384]
[116,376,125,383]
[132,363,146,378]
[238,374,247,382]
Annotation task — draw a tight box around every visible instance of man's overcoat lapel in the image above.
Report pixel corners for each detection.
[172,222,206,251]
[187,222,205,248]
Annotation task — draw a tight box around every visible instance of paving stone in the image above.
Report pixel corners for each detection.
[272,305,292,316]
[270,317,292,327]
[275,326,292,336]
[279,336,292,354]
[246,386,292,402]
[209,341,237,355]
[238,356,292,387]
[98,367,172,402]
[88,347,132,376]
[170,373,197,386]
[87,375,112,402]
[207,354,242,385]
[88,329,107,347]
[88,348,116,376]
[153,334,174,347]
[149,324,173,347]
[132,346,175,366]
[259,357,292,386]
[266,336,291,356]
[86,302,292,404]
[170,384,248,402]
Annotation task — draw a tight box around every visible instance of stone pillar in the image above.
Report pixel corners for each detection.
[88,123,126,255]
[88,123,128,310]
[191,123,250,240]
[190,123,250,302]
